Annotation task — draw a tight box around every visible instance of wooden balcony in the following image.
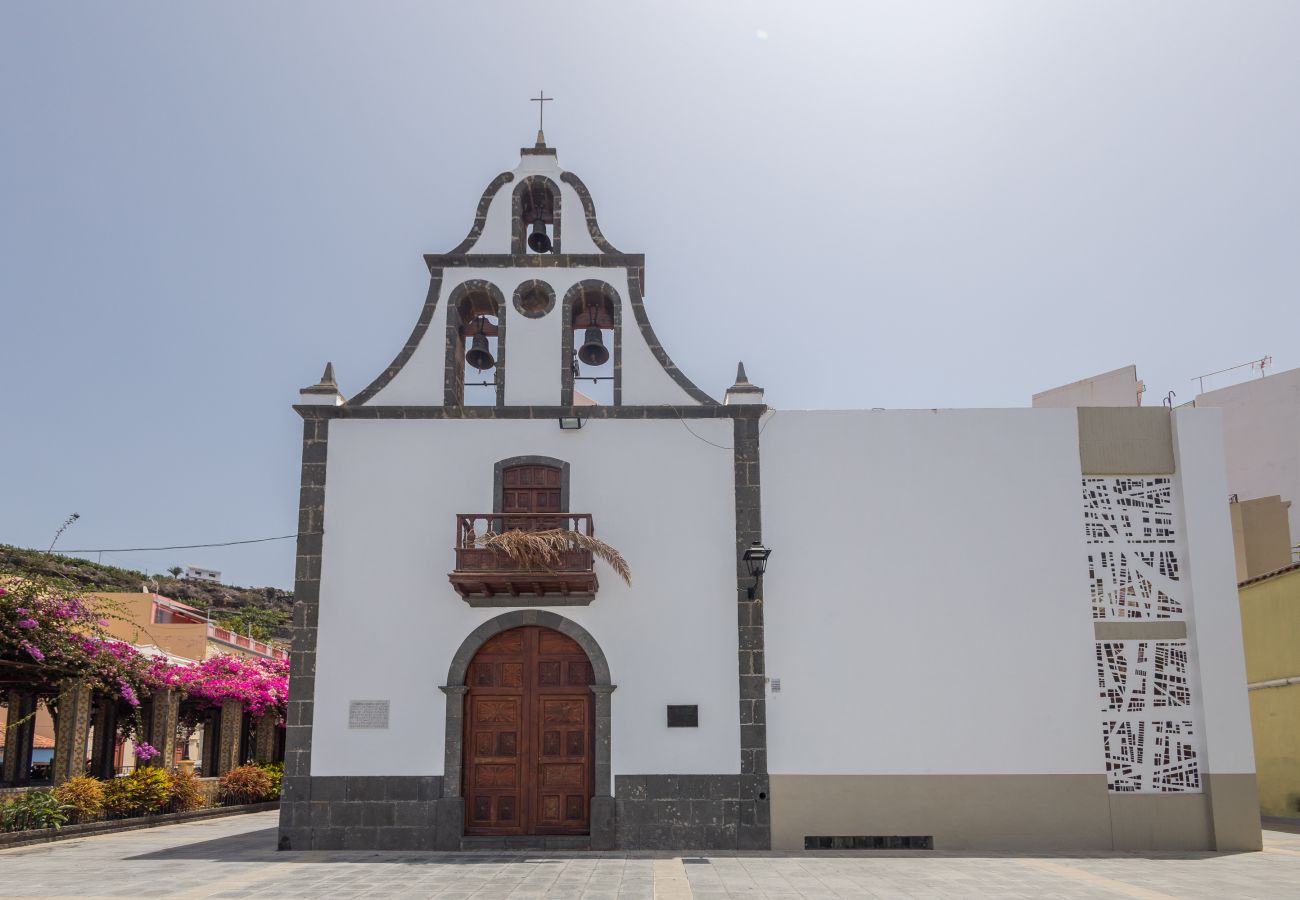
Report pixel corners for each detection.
[449,513,599,604]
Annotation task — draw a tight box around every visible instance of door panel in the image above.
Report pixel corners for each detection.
[463,626,593,836]
[534,696,591,831]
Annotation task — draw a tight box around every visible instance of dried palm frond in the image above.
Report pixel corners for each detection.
[474,529,632,586]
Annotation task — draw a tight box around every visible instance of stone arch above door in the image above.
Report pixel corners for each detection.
[438,610,616,847]
[446,610,611,689]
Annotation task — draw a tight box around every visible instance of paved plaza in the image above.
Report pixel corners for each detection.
[2,812,1300,899]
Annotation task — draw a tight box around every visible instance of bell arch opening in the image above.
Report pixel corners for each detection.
[561,280,621,407]
[512,176,561,255]
[444,280,507,407]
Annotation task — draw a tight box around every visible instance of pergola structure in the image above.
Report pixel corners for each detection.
[1,664,282,789]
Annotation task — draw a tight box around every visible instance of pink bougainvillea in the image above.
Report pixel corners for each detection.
[2,578,290,726]
[163,654,290,717]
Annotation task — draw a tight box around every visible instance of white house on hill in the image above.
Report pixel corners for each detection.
[278,137,1259,853]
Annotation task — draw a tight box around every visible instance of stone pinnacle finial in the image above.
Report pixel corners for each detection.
[300,361,344,406]
[725,361,765,406]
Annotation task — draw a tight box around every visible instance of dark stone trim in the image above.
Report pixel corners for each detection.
[493,455,571,513]
[347,274,443,406]
[510,176,562,256]
[296,404,762,421]
[278,414,328,848]
[560,171,621,254]
[444,610,612,694]
[614,775,751,849]
[449,172,514,255]
[278,776,442,851]
[626,267,719,405]
[425,252,645,269]
[732,413,770,850]
[439,611,615,850]
[561,280,623,406]
[442,279,507,408]
[520,146,557,157]
[511,278,556,319]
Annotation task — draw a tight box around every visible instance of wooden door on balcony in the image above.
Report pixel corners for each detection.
[500,464,563,530]
[463,626,594,836]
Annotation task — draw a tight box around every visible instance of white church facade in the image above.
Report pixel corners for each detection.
[278,138,1260,852]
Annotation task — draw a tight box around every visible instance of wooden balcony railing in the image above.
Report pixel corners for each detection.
[449,513,598,601]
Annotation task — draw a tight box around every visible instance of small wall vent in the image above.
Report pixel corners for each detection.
[805,835,934,850]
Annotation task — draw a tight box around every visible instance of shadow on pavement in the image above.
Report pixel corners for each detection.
[128,828,280,861]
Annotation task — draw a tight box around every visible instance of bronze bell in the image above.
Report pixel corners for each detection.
[465,328,495,371]
[527,219,552,253]
[577,326,609,367]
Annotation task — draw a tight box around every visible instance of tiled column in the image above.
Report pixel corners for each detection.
[3,690,38,786]
[217,698,244,774]
[51,680,93,784]
[143,688,180,768]
[253,714,278,763]
[89,696,119,780]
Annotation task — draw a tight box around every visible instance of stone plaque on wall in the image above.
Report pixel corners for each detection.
[348,700,390,729]
[667,705,699,728]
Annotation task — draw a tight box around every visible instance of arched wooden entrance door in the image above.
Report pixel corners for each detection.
[463,625,594,836]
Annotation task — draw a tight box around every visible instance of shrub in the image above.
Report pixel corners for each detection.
[104,767,172,817]
[52,776,105,824]
[255,761,283,800]
[1,790,70,832]
[218,765,273,804]
[167,768,207,812]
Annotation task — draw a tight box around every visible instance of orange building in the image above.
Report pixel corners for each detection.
[94,591,287,663]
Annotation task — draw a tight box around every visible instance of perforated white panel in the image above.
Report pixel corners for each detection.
[1084,477,1185,619]
[1084,478,1203,793]
[1101,719,1200,793]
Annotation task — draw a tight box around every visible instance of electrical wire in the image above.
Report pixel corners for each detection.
[56,534,312,554]
[672,407,777,450]
[53,411,782,553]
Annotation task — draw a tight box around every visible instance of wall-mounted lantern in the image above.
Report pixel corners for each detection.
[742,541,771,599]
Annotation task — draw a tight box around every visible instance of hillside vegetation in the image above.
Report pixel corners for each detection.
[0,544,293,642]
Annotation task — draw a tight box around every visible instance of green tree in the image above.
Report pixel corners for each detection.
[214,606,288,641]
[167,566,183,578]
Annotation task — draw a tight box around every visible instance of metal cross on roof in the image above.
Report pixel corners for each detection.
[531,90,553,145]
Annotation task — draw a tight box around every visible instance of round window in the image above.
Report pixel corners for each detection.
[512,280,556,319]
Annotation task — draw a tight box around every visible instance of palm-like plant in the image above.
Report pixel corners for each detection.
[474,529,631,585]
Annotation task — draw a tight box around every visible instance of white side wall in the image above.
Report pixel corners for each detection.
[311,417,739,777]
[1173,408,1258,775]
[761,408,1102,775]
[1196,367,1300,543]
[1033,365,1143,408]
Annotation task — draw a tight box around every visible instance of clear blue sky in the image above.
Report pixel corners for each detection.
[3,2,1297,588]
